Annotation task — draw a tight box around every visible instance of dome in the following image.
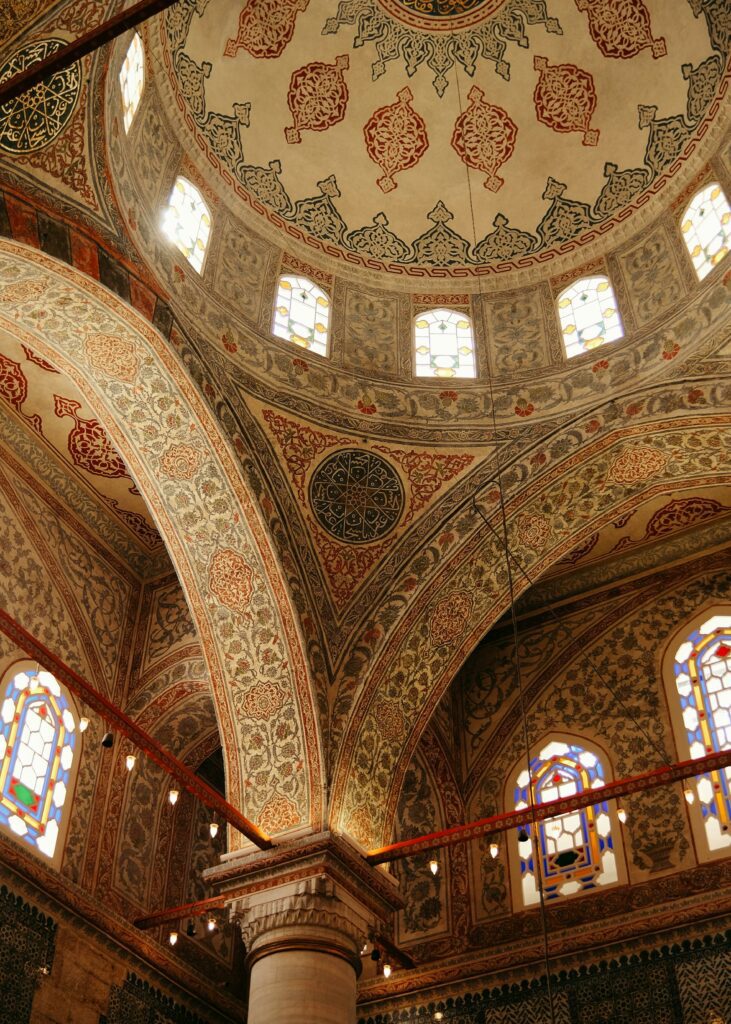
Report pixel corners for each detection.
[147,0,726,281]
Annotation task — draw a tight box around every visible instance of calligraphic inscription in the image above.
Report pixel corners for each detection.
[310,449,404,543]
[0,39,81,154]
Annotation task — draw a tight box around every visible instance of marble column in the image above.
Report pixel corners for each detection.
[204,832,402,1024]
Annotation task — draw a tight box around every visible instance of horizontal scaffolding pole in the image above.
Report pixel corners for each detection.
[0,0,178,107]
[366,748,731,865]
[0,609,273,850]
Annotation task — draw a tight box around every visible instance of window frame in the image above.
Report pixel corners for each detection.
[161,175,212,275]
[0,658,82,869]
[505,733,627,910]
[662,602,731,861]
[412,306,477,381]
[680,182,731,282]
[272,274,331,358]
[556,274,624,361]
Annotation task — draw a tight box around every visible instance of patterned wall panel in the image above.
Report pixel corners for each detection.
[618,220,689,328]
[358,933,731,1024]
[101,973,209,1024]
[479,285,559,376]
[333,281,406,378]
[0,885,56,1024]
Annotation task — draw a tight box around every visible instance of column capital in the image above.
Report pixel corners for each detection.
[204,831,402,969]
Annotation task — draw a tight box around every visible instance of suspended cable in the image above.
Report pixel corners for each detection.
[453,68,557,1024]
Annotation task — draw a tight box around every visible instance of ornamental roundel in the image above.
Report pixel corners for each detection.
[285,55,350,144]
[575,0,666,60]
[224,0,310,60]
[309,449,404,544]
[364,87,429,194]
[450,86,517,192]
[0,39,82,154]
[377,0,508,31]
[533,56,599,147]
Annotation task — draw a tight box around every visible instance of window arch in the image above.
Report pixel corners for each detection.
[510,738,623,907]
[273,275,330,356]
[557,276,623,359]
[666,609,731,856]
[681,183,731,281]
[162,177,211,274]
[0,662,80,865]
[414,308,476,379]
[119,33,144,134]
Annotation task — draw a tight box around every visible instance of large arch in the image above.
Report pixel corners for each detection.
[332,390,731,847]
[0,239,323,838]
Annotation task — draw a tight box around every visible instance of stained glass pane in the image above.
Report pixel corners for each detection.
[673,615,731,851]
[272,275,330,357]
[682,183,731,281]
[558,276,624,359]
[0,667,77,860]
[515,740,618,906]
[119,33,144,134]
[162,177,211,274]
[414,308,476,379]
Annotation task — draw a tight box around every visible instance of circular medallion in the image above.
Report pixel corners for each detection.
[0,39,81,154]
[310,450,404,544]
[376,0,507,31]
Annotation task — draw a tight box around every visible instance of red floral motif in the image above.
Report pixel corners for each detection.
[53,395,129,478]
[607,445,667,485]
[208,548,254,616]
[363,87,429,194]
[662,340,680,360]
[262,409,349,501]
[239,683,286,720]
[346,805,374,847]
[292,357,309,375]
[645,497,727,540]
[450,86,517,192]
[84,333,139,383]
[575,0,666,59]
[439,390,459,405]
[160,443,202,481]
[357,398,377,415]
[517,512,551,550]
[374,699,407,744]
[285,55,349,144]
[592,358,609,373]
[224,0,309,59]
[257,792,300,834]
[379,448,473,526]
[514,398,534,417]
[533,56,599,147]
[0,353,29,411]
[687,387,704,404]
[22,346,58,373]
[429,591,473,647]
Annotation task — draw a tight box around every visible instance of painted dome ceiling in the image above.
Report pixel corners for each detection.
[154,0,728,278]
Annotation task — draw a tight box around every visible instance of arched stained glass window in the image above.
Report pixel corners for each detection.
[414,308,476,379]
[681,183,731,281]
[273,275,330,357]
[513,739,620,906]
[162,177,211,274]
[119,33,144,134]
[557,276,623,359]
[0,664,78,863]
[671,613,731,853]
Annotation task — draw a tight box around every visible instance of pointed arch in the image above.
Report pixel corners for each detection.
[0,240,323,838]
[119,33,144,134]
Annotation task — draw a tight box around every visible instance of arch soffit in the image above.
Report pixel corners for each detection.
[0,240,323,837]
[332,394,731,847]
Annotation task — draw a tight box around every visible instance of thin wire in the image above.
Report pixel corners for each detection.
[470,498,671,766]
[452,69,557,1024]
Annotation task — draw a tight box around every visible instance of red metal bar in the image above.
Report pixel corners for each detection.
[367,749,731,865]
[0,609,273,850]
[135,894,227,930]
[0,0,178,107]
